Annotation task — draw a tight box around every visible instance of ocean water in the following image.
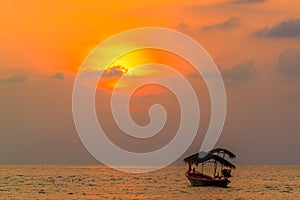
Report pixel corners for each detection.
[0,165,299,199]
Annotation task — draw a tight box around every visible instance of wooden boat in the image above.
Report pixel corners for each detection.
[185,170,230,187]
[184,148,236,188]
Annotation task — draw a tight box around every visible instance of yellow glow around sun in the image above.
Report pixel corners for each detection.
[97,48,193,91]
[106,49,173,77]
[98,50,156,91]
[107,50,151,71]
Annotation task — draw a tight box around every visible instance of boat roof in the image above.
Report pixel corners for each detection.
[183,150,236,169]
[210,148,236,159]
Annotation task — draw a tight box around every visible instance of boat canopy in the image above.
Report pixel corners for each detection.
[209,148,236,159]
[183,151,236,169]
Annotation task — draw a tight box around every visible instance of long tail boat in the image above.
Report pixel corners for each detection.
[184,148,236,188]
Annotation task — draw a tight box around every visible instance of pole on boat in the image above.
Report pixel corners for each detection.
[213,161,217,178]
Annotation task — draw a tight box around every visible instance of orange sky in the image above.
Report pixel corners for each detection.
[0,0,299,76]
[0,0,300,164]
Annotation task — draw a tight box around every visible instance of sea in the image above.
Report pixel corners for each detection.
[0,165,299,199]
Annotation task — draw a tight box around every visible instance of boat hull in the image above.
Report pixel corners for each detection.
[185,172,230,187]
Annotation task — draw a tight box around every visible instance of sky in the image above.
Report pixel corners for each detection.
[0,0,300,165]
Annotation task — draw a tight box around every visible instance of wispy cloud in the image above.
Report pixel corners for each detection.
[185,71,220,79]
[177,22,188,31]
[102,66,128,78]
[222,60,257,85]
[203,17,239,31]
[185,60,257,86]
[0,74,26,83]
[227,0,266,4]
[51,72,65,80]
[185,72,201,79]
[136,94,156,100]
[254,18,300,38]
[291,89,300,102]
[277,49,300,76]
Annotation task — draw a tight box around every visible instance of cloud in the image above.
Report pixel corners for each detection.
[291,89,300,102]
[276,49,300,78]
[185,71,220,79]
[222,60,257,84]
[228,0,266,4]
[254,18,300,38]
[185,72,201,79]
[136,94,156,100]
[177,22,188,31]
[0,74,26,83]
[102,66,128,78]
[203,17,239,31]
[51,72,65,80]
[185,61,257,85]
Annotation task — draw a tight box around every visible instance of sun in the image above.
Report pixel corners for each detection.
[96,48,183,91]
[104,65,129,77]
[99,65,130,91]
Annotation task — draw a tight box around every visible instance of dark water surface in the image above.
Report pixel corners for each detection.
[0,165,299,199]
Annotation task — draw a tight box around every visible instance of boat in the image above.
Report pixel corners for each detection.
[184,148,236,188]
